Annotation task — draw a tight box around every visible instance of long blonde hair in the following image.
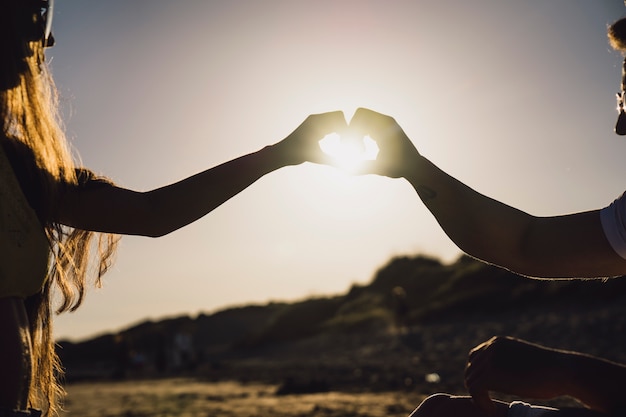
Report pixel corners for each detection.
[1,28,119,417]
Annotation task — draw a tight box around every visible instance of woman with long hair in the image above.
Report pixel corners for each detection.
[0,1,347,415]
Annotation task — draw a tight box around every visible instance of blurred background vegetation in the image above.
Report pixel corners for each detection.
[58,254,626,399]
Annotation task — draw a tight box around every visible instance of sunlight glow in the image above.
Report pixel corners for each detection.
[319,133,379,172]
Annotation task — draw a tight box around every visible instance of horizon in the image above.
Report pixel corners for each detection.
[57,251,462,343]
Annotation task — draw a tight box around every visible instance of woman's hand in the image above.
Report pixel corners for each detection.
[348,107,421,178]
[274,111,349,166]
[465,336,567,416]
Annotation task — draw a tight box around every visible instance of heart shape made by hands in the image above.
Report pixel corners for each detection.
[318,133,379,172]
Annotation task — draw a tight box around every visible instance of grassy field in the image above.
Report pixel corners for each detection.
[59,378,426,417]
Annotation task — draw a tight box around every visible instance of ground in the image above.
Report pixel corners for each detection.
[59,378,426,417]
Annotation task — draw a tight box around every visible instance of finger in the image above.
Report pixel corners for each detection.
[465,355,491,389]
[465,349,498,396]
[464,362,488,390]
[311,111,348,136]
[468,344,486,361]
[349,107,392,135]
[467,349,492,376]
[350,107,380,122]
[466,343,493,377]
[351,109,410,155]
[468,388,497,417]
[468,338,495,359]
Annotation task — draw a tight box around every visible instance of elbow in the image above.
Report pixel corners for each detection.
[141,220,178,238]
[507,219,559,279]
[119,218,174,238]
[134,192,182,238]
[145,229,171,239]
[456,225,549,279]
[458,246,542,279]
[489,241,547,279]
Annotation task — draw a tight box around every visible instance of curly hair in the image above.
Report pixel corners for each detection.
[609,17,626,52]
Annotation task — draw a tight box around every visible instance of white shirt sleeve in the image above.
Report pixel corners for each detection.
[600,192,626,260]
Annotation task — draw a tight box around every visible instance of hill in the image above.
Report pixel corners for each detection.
[57,254,626,397]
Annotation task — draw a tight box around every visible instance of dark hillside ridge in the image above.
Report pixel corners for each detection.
[58,255,626,398]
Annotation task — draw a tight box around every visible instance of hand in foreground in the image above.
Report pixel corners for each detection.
[275,111,349,166]
[465,336,566,416]
[348,107,421,178]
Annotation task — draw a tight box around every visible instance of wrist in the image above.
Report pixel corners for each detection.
[263,141,301,168]
[267,138,304,167]
[544,349,578,398]
[559,351,626,412]
[403,154,432,185]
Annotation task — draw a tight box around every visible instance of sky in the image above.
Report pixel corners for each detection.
[49,1,626,341]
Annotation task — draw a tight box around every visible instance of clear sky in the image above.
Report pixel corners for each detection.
[49,1,626,341]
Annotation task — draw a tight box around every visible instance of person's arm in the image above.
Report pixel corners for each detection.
[56,111,347,236]
[350,108,626,279]
[404,155,622,278]
[465,336,626,416]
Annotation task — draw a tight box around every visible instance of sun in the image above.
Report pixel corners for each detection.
[318,133,379,173]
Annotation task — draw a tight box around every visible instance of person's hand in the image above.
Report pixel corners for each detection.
[274,111,349,166]
[465,336,567,416]
[348,107,421,178]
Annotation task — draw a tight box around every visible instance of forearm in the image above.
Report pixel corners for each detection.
[141,143,290,237]
[560,351,626,414]
[404,155,535,270]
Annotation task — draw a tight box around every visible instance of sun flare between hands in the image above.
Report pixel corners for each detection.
[318,133,379,173]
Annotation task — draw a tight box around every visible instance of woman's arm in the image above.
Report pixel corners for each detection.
[350,108,626,279]
[56,111,347,237]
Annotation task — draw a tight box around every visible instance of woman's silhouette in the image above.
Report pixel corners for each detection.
[0,1,346,415]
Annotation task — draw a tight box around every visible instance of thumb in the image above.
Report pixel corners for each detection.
[469,389,497,417]
[355,156,403,178]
